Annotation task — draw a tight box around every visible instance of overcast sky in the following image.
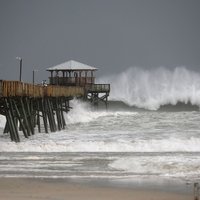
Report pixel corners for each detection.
[0,0,200,83]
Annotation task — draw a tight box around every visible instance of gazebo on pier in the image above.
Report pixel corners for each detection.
[47,60,110,108]
[46,60,97,87]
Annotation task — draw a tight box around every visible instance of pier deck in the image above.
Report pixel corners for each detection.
[0,80,84,142]
[0,80,110,142]
[0,80,84,98]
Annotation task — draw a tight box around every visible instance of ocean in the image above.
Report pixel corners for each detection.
[0,67,200,186]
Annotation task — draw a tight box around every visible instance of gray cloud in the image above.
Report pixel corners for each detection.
[0,0,200,83]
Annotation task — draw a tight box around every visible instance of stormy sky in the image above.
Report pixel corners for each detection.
[0,0,200,83]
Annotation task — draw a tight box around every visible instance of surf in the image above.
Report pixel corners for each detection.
[99,66,200,110]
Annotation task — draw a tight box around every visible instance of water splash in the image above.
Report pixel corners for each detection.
[65,99,112,124]
[65,99,137,124]
[0,115,6,128]
[99,67,200,110]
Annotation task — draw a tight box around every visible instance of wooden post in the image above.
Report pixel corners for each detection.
[13,98,29,138]
[5,114,14,141]
[46,98,53,132]
[30,98,36,128]
[50,98,57,131]
[55,97,62,131]
[3,121,9,134]
[8,98,20,142]
[46,97,57,132]
[25,97,34,135]
[20,98,31,137]
[5,98,20,142]
[36,99,41,133]
[60,97,66,128]
[40,98,48,133]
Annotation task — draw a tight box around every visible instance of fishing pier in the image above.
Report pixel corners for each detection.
[0,60,110,142]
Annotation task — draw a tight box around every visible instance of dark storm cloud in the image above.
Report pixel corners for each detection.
[0,0,200,82]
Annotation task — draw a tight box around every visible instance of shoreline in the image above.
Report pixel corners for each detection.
[0,177,193,200]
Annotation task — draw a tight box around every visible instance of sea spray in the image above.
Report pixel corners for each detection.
[0,115,6,128]
[64,99,94,124]
[64,99,112,124]
[98,67,200,110]
[64,99,137,124]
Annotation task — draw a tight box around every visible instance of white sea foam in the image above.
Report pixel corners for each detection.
[0,99,200,152]
[109,155,200,177]
[65,99,95,124]
[1,136,200,152]
[99,67,200,110]
[65,99,137,124]
[0,115,6,128]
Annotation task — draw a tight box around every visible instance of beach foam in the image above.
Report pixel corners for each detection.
[109,154,200,178]
[0,136,200,152]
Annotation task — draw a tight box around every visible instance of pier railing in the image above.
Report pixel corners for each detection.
[0,80,84,97]
[45,85,84,97]
[49,77,95,86]
[87,84,110,93]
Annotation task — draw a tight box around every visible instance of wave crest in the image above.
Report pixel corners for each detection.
[99,67,200,110]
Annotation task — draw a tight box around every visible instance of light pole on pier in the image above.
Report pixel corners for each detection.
[32,69,38,85]
[16,57,22,82]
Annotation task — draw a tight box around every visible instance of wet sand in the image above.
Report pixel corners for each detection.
[0,178,192,200]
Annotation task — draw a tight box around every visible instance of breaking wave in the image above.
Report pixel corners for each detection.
[0,136,200,152]
[99,67,200,110]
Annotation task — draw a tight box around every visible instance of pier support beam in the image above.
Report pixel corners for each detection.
[87,92,109,109]
[0,96,71,142]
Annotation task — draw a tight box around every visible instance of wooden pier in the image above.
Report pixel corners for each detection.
[0,60,110,142]
[0,80,84,142]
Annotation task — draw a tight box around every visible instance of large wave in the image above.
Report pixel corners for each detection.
[99,67,200,110]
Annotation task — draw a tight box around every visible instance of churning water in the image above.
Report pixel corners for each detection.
[0,67,200,183]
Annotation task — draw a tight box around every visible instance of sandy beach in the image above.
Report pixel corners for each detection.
[0,178,192,200]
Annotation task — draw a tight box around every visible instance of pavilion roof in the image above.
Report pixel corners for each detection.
[46,60,98,71]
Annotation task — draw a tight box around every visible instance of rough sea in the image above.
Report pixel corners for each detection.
[0,67,200,186]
